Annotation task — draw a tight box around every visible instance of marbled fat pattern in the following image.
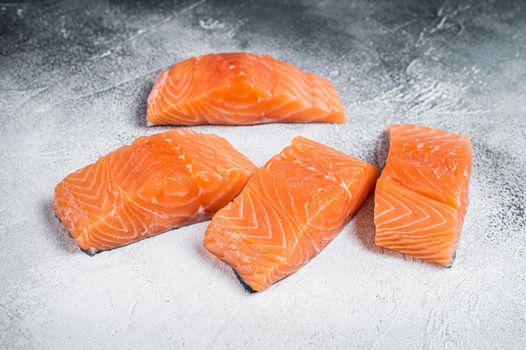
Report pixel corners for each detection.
[0,0,525,349]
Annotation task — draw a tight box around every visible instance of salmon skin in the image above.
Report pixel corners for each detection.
[147,53,345,126]
[374,124,472,267]
[53,129,257,254]
[204,137,377,291]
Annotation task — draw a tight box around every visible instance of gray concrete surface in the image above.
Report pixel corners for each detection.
[1,0,525,348]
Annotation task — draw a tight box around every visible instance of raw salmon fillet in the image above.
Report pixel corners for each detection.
[147,53,345,125]
[374,124,472,267]
[53,129,257,254]
[204,137,377,291]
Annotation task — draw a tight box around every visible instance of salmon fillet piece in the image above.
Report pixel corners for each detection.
[53,129,257,254]
[374,124,472,266]
[147,53,345,125]
[204,137,377,291]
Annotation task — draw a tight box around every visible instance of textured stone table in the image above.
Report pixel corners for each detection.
[1,0,525,348]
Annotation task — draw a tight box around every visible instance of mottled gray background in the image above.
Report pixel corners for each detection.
[1,0,525,348]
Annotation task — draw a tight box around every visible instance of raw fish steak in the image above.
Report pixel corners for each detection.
[53,129,257,254]
[204,137,377,291]
[374,124,472,266]
[147,53,345,125]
